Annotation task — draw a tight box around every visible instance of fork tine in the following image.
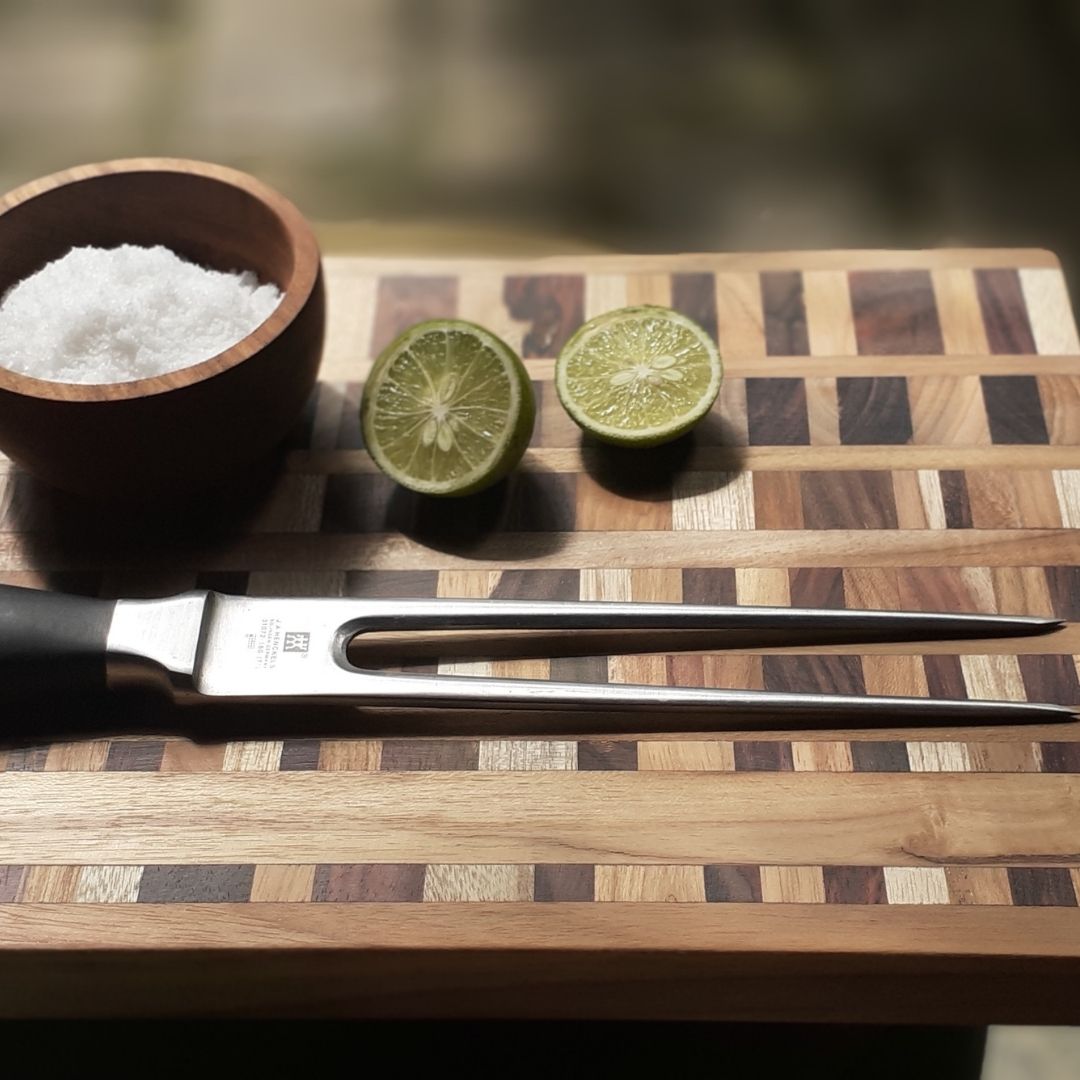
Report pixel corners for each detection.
[352,598,1061,640]
[355,671,1075,726]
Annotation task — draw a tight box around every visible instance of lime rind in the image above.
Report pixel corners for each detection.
[555,305,722,446]
[361,318,535,496]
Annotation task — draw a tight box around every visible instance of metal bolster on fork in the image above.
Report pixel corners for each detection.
[328,598,1072,724]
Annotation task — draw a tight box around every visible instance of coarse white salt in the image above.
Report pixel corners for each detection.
[0,244,282,384]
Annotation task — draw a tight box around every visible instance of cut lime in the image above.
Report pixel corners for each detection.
[361,319,535,496]
[555,305,722,446]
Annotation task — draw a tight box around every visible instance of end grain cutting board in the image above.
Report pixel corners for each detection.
[1,248,1079,1020]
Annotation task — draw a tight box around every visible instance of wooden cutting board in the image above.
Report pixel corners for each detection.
[1,248,1079,1021]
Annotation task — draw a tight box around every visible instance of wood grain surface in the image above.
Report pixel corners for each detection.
[1,247,1079,1020]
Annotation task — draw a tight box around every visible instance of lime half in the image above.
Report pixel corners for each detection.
[361,319,535,496]
[555,305,722,446]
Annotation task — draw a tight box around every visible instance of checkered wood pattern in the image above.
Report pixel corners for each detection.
[1,250,1079,922]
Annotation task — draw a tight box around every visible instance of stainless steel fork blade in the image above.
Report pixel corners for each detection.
[101,591,1074,725]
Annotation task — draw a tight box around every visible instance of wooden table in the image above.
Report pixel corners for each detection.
[1,249,1079,1020]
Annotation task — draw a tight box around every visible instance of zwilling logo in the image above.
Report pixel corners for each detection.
[283,632,311,654]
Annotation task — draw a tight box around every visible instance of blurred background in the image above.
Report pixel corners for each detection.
[2,4,1080,1072]
[2,0,1080,278]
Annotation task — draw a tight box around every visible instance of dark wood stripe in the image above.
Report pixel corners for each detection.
[103,739,165,772]
[194,571,250,596]
[762,655,866,695]
[312,863,426,902]
[344,570,440,599]
[0,866,24,903]
[1044,566,1080,621]
[504,472,577,532]
[320,474,395,534]
[1039,743,1080,772]
[760,271,809,355]
[380,740,480,771]
[3,747,48,772]
[336,381,365,450]
[800,471,898,530]
[1006,867,1077,907]
[1018,655,1080,707]
[279,739,322,771]
[137,865,255,903]
[923,655,968,700]
[371,276,458,355]
[534,864,595,902]
[549,656,609,684]
[975,269,1037,354]
[503,275,584,358]
[704,864,762,902]
[850,742,911,772]
[850,270,944,355]
[938,470,974,529]
[489,569,578,601]
[745,378,810,445]
[682,568,737,606]
[577,740,638,770]
[837,377,913,445]
[752,471,805,530]
[789,567,845,609]
[823,865,887,904]
[733,741,794,771]
[671,272,718,342]
[981,376,1049,444]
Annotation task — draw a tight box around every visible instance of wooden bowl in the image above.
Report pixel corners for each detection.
[0,158,324,499]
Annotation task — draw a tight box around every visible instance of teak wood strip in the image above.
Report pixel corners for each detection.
[1,773,1077,866]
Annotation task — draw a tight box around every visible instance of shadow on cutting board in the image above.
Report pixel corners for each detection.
[580,412,746,500]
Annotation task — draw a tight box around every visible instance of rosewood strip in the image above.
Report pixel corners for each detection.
[850,270,944,355]
[503,275,584,358]
[976,269,1037,354]
[745,378,810,445]
[760,271,809,355]
[837,377,913,445]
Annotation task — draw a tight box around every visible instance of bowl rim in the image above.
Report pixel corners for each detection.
[0,157,322,403]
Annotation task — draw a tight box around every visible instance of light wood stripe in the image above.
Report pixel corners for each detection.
[1019,268,1080,355]
[318,741,382,772]
[4,773,1077,866]
[458,271,520,354]
[960,655,1027,701]
[584,273,629,320]
[734,568,790,606]
[931,269,991,355]
[74,866,143,904]
[580,568,631,601]
[43,741,110,773]
[672,471,755,530]
[637,741,736,772]
[791,742,854,772]
[289,446,1080,476]
[250,865,317,903]
[595,865,706,903]
[1052,470,1080,528]
[222,742,284,772]
[803,270,857,356]
[906,742,973,772]
[945,867,1013,906]
[478,741,577,771]
[760,866,826,904]
[319,264,378,378]
[20,865,80,903]
[424,864,534,903]
[714,273,765,358]
[883,867,950,905]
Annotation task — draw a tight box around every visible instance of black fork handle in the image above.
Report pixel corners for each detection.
[0,585,116,701]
